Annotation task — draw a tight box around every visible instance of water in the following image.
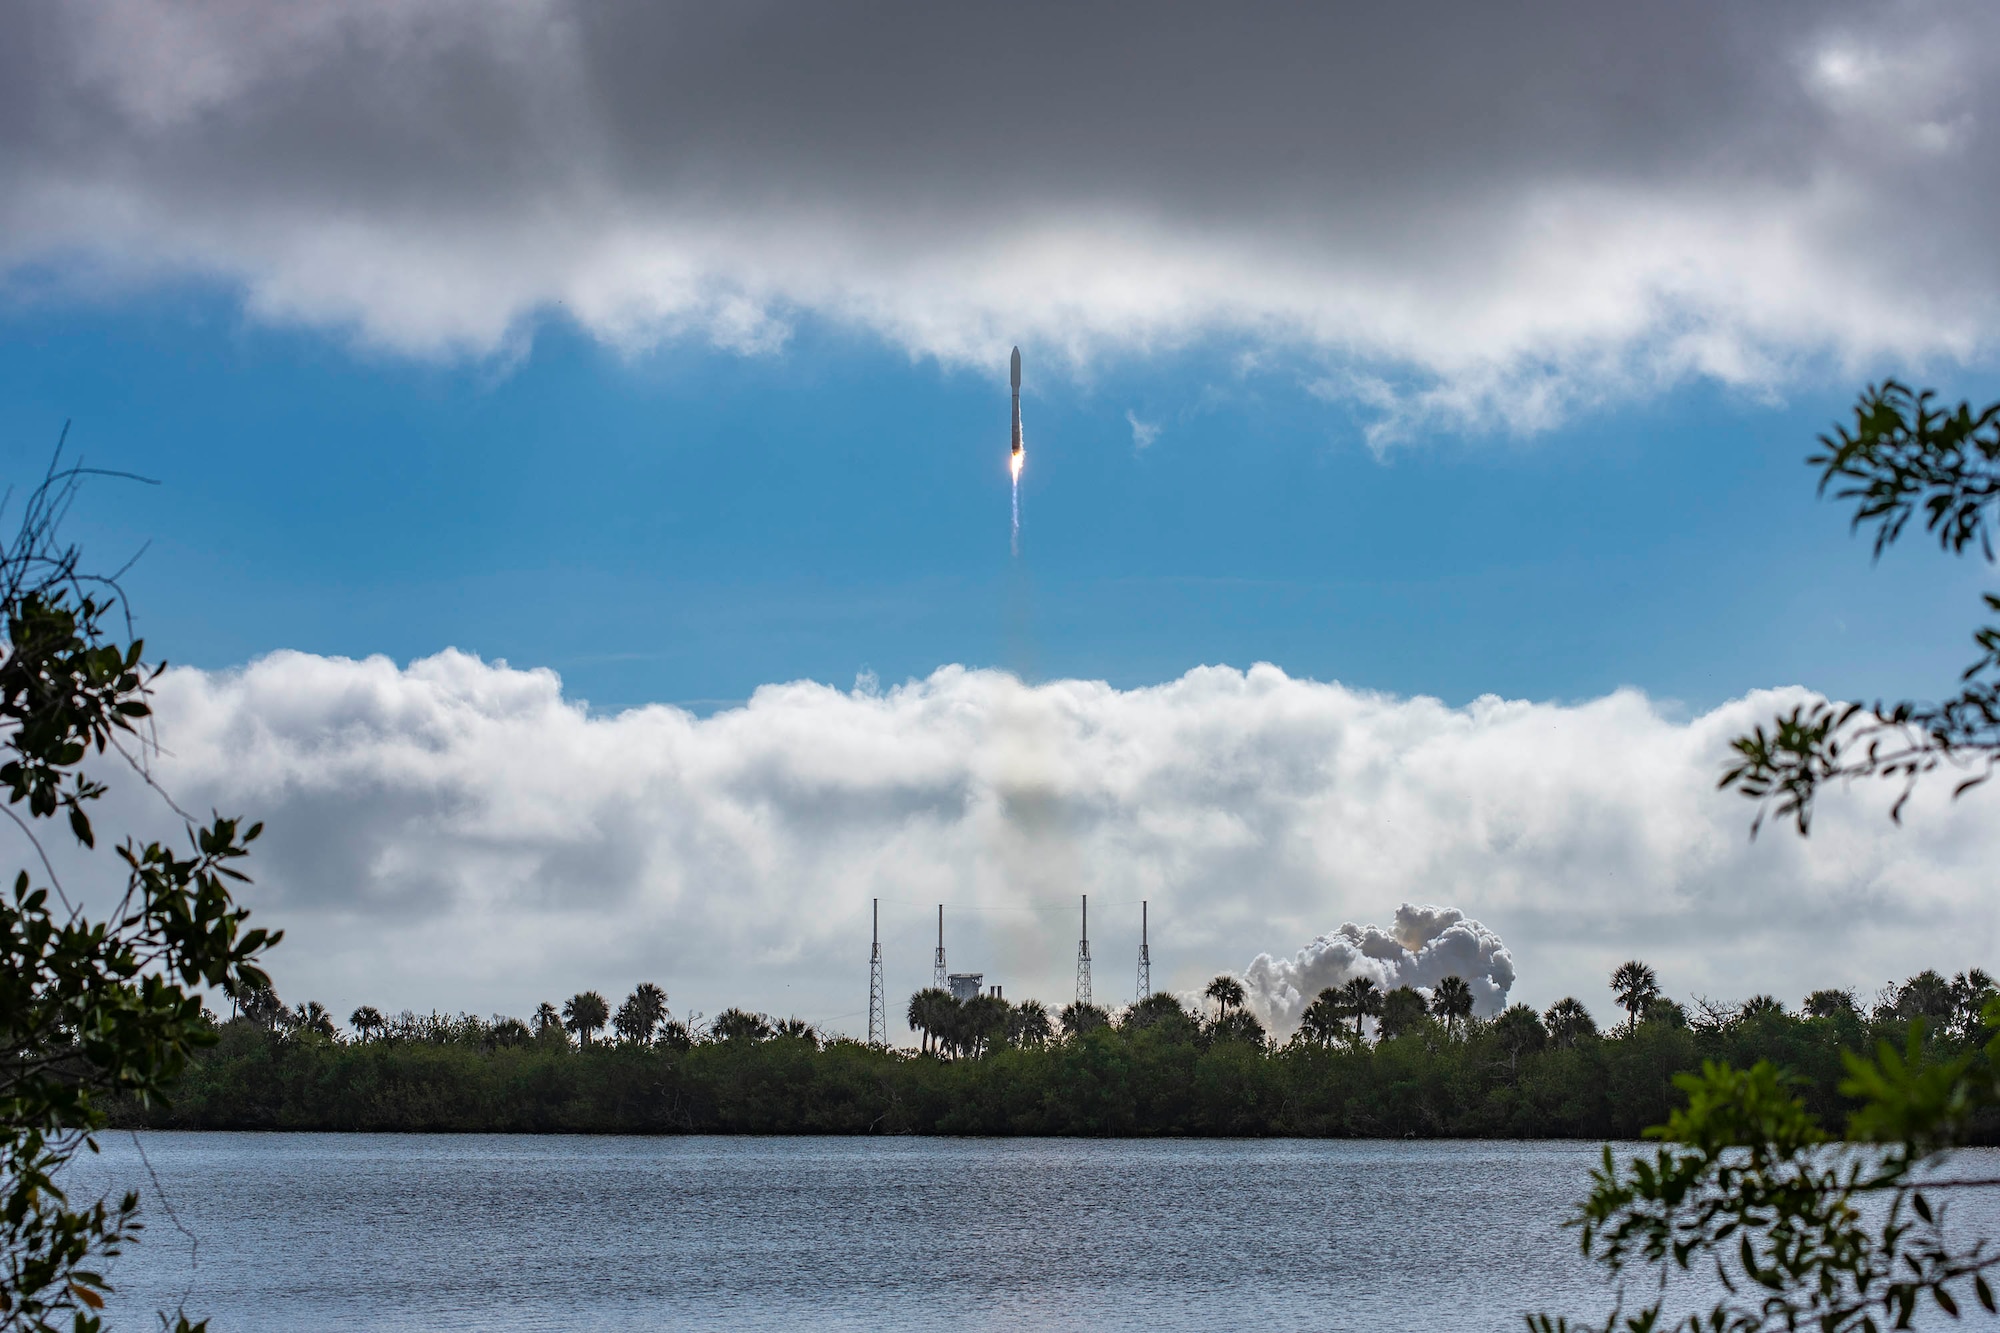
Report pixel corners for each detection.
[63,1134,2000,1331]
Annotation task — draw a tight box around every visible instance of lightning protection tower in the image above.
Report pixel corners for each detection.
[1076,894,1092,1007]
[933,904,948,991]
[1136,900,1151,1000]
[867,898,885,1046]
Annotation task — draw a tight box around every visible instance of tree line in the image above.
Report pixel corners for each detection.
[119,962,2000,1140]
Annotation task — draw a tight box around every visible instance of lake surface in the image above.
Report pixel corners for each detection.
[67,1134,2000,1331]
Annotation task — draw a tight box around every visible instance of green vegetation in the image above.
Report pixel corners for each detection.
[112,969,1999,1143]
[0,459,276,1331]
[1540,384,2000,1331]
[1535,1001,2000,1333]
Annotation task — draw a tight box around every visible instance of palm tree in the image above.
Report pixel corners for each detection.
[1337,976,1383,1042]
[927,989,961,1052]
[349,1005,384,1041]
[613,983,669,1044]
[1297,988,1345,1047]
[1057,1000,1110,1039]
[562,990,610,1046]
[1378,986,1429,1040]
[1950,970,1995,1037]
[1895,969,1953,1025]
[935,1000,969,1058]
[709,1008,773,1043]
[961,994,1011,1058]
[1609,960,1661,1033]
[1802,988,1857,1020]
[490,1017,532,1047]
[1123,993,1199,1042]
[1739,994,1785,1021]
[289,1001,336,1040]
[773,1017,818,1046]
[1208,1009,1268,1049]
[1430,975,1474,1038]
[1009,1000,1054,1049]
[533,1001,564,1041]
[1205,975,1246,1017]
[1542,997,1596,1048]
[1643,996,1687,1029]
[1492,1003,1547,1070]
[906,987,955,1056]
[239,983,284,1029]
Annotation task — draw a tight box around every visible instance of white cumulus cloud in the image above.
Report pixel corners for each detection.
[42,649,1999,1040]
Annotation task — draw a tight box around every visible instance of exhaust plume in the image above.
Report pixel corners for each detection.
[1010,457,1021,556]
[1243,904,1516,1036]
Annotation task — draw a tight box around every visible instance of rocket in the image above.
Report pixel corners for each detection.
[1009,346,1023,465]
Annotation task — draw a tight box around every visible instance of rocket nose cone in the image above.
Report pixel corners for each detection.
[1010,346,1021,389]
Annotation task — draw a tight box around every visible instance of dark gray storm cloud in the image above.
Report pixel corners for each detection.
[3,1,1997,432]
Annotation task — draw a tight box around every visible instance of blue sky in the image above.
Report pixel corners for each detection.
[2,293,1990,720]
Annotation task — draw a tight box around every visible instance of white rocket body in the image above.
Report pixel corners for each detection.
[1009,346,1022,459]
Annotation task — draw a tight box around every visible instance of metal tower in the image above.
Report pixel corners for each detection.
[1136,899,1151,1000]
[867,898,885,1046]
[1075,894,1092,1006]
[933,904,948,991]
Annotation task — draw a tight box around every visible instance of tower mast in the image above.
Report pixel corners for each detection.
[933,904,948,990]
[1075,894,1092,1006]
[1136,899,1150,1000]
[867,898,885,1046]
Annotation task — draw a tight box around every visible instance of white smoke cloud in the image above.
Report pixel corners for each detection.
[1244,905,1517,1035]
[41,649,2000,1041]
[3,3,2000,434]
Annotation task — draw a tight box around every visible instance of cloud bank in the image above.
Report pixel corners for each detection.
[1245,906,1518,1035]
[54,649,2000,1039]
[5,2,2000,434]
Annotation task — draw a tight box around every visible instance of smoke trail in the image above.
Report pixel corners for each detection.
[1011,474,1020,556]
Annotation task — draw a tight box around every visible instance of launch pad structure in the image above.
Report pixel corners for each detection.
[870,894,1161,1041]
